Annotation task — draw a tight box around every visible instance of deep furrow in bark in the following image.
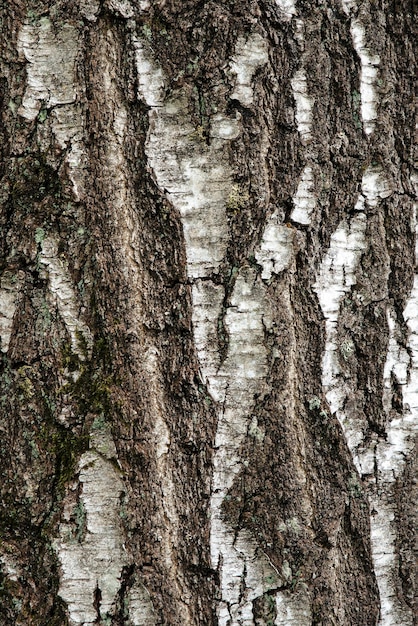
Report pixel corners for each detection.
[134,24,305,624]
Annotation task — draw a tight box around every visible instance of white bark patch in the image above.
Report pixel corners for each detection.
[79,0,101,21]
[39,237,93,360]
[211,270,270,484]
[135,32,267,278]
[18,19,85,199]
[210,269,286,625]
[314,210,369,456]
[382,308,409,418]
[39,237,92,359]
[314,167,379,452]
[351,22,380,135]
[361,166,393,205]
[0,271,23,353]
[17,19,78,121]
[274,0,296,20]
[207,273,309,625]
[341,2,380,135]
[290,69,313,144]
[192,279,225,393]
[0,553,21,583]
[291,166,316,225]
[369,493,413,626]
[211,113,242,140]
[367,287,415,624]
[289,14,317,230]
[229,34,268,107]
[134,39,230,279]
[55,423,127,626]
[107,0,134,18]
[369,188,417,625]
[143,344,182,582]
[127,583,157,625]
[316,167,415,625]
[275,591,312,625]
[255,213,294,279]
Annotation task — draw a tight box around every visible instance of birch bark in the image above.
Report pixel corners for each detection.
[0,1,416,625]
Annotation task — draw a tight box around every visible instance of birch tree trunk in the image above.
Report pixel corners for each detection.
[0,0,416,624]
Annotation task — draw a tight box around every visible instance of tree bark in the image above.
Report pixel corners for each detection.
[0,1,416,625]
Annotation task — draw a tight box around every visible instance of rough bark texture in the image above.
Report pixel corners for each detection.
[0,1,416,625]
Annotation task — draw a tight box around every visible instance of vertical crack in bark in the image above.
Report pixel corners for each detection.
[314,25,415,613]
[134,23,308,624]
[16,17,159,625]
[314,164,416,625]
[312,5,415,623]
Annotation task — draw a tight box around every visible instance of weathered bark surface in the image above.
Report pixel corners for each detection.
[0,1,416,625]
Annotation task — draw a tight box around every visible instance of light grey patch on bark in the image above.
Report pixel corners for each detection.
[209,268,311,626]
[0,553,22,583]
[290,11,317,229]
[49,104,86,201]
[0,271,24,353]
[255,213,294,279]
[368,177,417,626]
[275,589,312,625]
[79,0,101,21]
[369,494,413,626]
[291,166,316,226]
[191,279,225,394]
[127,581,157,625]
[106,0,135,18]
[17,19,78,121]
[291,69,313,145]
[341,1,381,135]
[229,33,268,106]
[39,237,92,359]
[54,422,127,626]
[361,166,393,205]
[382,308,409,417]
[55,419,156,626]
[17,19,86,199]
[211,113,242,140]
[142,344,184,597]
[314,168,379,454]
[134,37,231,279]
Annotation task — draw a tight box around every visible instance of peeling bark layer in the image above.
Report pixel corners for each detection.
[0,1,416,625]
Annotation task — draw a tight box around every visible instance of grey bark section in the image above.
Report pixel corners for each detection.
[0,1,416,625]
